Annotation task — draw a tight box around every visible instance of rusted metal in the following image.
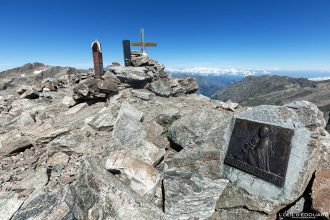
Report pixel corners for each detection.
[131,28,157,55]
[91,40,103,79]
[224,118,294,187]
[123,40,132,66]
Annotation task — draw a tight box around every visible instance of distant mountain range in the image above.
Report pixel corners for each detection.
[212,75,330,131]
[171,70,330,131]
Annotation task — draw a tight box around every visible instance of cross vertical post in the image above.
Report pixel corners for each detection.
[140,28,145,54]
[131,28,157,56]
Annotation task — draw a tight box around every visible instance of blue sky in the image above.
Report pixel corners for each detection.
[0,0,330,73]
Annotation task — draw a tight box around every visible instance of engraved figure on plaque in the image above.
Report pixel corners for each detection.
[224,118,294,187]
[244,125,273,171]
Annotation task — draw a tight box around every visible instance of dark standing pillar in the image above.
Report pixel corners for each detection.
[123,40,132,67]
[91,40,103,79]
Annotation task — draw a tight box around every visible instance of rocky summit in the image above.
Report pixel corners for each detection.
[0,59,329,220]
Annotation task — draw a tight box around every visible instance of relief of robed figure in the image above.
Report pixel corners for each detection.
[242,125,274,172]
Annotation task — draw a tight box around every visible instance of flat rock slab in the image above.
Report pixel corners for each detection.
[110,66,151,83]
[12,185,75,220]
[0,192,26,220]
[105,150,161,196]
[0,131,33,156]
[147,79,171,97]
[112,102,164,165]
[165,175,228,219]
[47,152,69,167]
[117,102,143,122]
[75,158,165,220]
[165,109,233,219]
[61,96,76,107]
[65,103,87,115]
[132,89,155,100]
[13,167,48,191]
[88,107,115,131]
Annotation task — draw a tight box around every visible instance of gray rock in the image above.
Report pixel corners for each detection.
[96,79,118,94]
[131,56,150,67]
[20,87,39,99]
[147,79,171,97]
[132,89,155,100]
[0,131,33,156]
[61,96,76,107]
[74,158,165,219]
[13,167,48,191]
[286,197,305,214]
[105,150,161,197]
[155,108,181,127]
[112,103,165,165]
[165,109,233,219]
[65,103,87,115]
[168,109,232,149]
[222,101,326,215]
[16,85,31,95]
[35,127,70,145]
[110,66,151,87]
[47,152,69,168]
[117,102,144,122]
[0,192,26,220]
[88,107,115,131]
[176,77,199,94]
[16,112,35,127]
[50,131,91,151]
[72,78,118,102]
[101,71,121,83]
[12,185,76,220]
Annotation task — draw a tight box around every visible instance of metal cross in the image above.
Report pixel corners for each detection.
[131,28,157,55]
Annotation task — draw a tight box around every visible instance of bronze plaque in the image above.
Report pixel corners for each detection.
[224,118,294,187]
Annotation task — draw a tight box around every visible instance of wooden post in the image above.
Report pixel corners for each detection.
[91,40,103,79]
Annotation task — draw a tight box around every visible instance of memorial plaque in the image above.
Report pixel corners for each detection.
[224,118,294,187]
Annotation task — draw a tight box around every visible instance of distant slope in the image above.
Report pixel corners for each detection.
[0,62,80,96]
[212,75,330,130]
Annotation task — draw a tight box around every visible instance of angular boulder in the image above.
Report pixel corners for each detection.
[165,109,233,219]
[0,192,26,220]
[12,185,76,220]
[61,96,76,107]
[74,158,165,219]
[110,66,151,88]
[131,56,151,67]
[111,102,164,165]
[222,101,327,215]
[132,89,155,101]
[105,150,161,196]
[20,87,39,99]
[88,107,115,131]
[147,79,171,97]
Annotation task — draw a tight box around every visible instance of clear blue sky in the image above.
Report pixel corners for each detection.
[0,0,329,71]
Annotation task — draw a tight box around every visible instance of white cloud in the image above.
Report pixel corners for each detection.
[308,76,330,81]
[166,66,272,76]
